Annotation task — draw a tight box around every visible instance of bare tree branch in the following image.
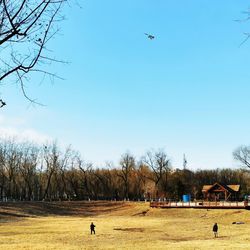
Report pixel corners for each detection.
[0,0,68,103]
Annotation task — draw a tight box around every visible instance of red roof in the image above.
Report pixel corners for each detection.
[202,183,240,193]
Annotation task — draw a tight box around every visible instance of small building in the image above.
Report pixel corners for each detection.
[202,183,240,201]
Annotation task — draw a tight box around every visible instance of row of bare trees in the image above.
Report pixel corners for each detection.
[0,139,249,201]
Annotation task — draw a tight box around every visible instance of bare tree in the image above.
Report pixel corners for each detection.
[117,153,135,199]
[236,7,250,46]
[233,145,250,168]
[0,0,68,102]
[77,155,94,199]
[1,137,250,201]
[93,168,113,199]
[142,150,171,196]
[53,146,72,200]
[65,151,84,199]
[3,139,21,200]
[0,140,8,199]
[42,142,59,200]
[19,142,40,200]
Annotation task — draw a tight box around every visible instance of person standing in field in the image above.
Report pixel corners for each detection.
[213,223,218,238]
[90,222,96,235]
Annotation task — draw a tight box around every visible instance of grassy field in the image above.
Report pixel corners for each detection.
[0,201,250,249]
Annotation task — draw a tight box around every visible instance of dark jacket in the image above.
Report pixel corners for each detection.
[213,224,218,232]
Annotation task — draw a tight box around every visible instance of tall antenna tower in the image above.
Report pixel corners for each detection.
[183,154,187,170]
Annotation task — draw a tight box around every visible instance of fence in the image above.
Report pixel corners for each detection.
[150,200,249,209]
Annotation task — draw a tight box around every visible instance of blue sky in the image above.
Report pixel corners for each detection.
[1,0,250,169]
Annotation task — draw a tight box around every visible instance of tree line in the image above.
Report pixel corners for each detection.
[0,139,249,202]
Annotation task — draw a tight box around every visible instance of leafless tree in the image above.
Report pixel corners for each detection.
[142,150,171,194]
[77,155,94,199]
[0,0,68,102]
[42,142,60,200]
[53,146,72,200]
[65,151,82,199]
[93,168,113,199]
[235,7,250,46]
[117,153,135,199]
[2,137,250,201]
[142,150,170,186]
[233,145,250,169]
[1,139,21,200]
[133,163,150,199]
[0,140,8,199]
[19,142,40,200]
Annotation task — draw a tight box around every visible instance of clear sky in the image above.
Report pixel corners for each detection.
[1,0,250,169]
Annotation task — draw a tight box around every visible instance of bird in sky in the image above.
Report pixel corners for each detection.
[0,99,6,108]
[144,33,155,40]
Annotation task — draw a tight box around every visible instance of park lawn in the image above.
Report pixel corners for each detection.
[0,202,250,249]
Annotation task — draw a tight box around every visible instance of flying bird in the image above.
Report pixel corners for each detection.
[144,33,155,40]
[0,99,6,108]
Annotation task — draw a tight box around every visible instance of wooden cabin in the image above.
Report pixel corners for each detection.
[202,183,240,201]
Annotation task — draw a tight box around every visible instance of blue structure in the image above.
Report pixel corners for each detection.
[182,194,191,202]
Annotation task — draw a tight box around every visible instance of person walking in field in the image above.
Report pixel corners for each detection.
[213,223,218,238]
[90,222,96,235]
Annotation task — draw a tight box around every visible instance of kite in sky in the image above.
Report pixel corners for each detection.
[144,33,155,40]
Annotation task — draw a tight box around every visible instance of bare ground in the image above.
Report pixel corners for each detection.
[0,201,250,249]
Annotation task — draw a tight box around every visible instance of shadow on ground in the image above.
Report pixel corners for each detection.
[0,201,131,220]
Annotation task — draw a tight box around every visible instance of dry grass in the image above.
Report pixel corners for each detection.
[0,201,250,249]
